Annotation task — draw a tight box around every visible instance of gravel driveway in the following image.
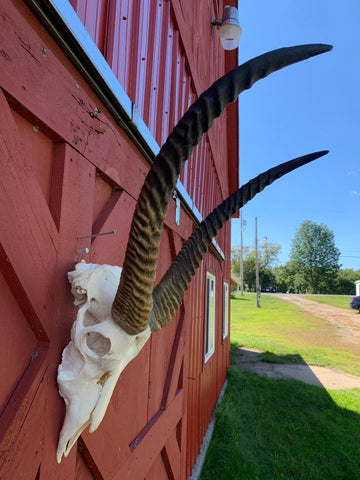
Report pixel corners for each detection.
[235,295,360,390]
[277,294,360,346]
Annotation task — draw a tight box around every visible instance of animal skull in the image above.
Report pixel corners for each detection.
[56,263,151,463]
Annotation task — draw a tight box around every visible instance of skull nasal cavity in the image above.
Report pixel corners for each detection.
[86,332,111,356]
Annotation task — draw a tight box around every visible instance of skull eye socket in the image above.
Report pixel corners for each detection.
[86,331,111,356]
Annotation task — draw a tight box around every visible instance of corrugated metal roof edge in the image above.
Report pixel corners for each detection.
[24,0,226,262]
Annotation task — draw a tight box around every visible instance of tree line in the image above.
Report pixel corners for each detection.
[231,220,360,295]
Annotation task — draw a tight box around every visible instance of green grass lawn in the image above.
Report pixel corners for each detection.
[230,294,360,376]
[305,294,351,309]
[199,293,360,480]
[200,368,360,480]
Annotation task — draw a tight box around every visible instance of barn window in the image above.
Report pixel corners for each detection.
[223,281,229,339]
[205,272,215,362]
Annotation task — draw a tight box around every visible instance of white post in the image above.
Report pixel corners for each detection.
[240,210,244,295]
[255,216,261,308]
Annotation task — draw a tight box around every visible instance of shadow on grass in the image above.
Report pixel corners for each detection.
[230,343,242,365]
[230,294,251,302]
[200,354,360,480]
[231,345,307,367]
[261,351,307,365]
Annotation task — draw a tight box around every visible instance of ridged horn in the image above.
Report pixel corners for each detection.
[149,151,329,330]
[112,44,332,335]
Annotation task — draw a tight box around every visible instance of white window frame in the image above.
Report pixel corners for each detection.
[204,272,216,362]
[223,281,229,339]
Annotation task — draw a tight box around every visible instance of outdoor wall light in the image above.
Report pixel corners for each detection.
[211,5,242,50]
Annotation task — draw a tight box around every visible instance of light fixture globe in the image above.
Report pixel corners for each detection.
[219,23,242,50]
[212,6,242,51]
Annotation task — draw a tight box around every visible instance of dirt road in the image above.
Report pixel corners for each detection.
[276,294,360,346]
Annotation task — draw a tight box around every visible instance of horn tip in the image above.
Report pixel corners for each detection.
[297,43,333,56]
[314,149,330,158]
[311,43,333,53]
[322,44,333,52]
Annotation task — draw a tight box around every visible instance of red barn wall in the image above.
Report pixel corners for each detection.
[0,0,238,478]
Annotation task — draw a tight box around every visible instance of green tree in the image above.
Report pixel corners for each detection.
[289,220,340,294]
[274,264,296,293]
[232,241,280,291]
[243,252,256,291]
[261,240,281,270]
[334,269,360,295]
[231,246,249,279]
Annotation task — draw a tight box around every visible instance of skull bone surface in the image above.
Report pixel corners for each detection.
[56,263,151,463]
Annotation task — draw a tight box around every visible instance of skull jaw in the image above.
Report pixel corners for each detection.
[56,263,151,463]
[56,360,119,463]
[56,325,151,463]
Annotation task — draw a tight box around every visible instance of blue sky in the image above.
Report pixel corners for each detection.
[231,0,360,270]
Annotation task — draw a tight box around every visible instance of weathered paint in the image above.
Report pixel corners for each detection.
[0,0,237,478]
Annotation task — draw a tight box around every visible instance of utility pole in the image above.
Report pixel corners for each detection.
[255,216,261,307]
[240,210,244,295]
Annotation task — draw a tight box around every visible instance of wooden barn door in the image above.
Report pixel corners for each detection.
[0,89,188,479]
[0,87,57,479]
[0,85,98,478]
[0,2,189,478]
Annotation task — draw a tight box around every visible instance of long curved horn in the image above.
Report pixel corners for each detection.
[112,44,332,335]
[149,150,329,330]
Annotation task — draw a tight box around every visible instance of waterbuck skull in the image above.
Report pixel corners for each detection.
[57,44,332,462]
[56,263,151,462]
